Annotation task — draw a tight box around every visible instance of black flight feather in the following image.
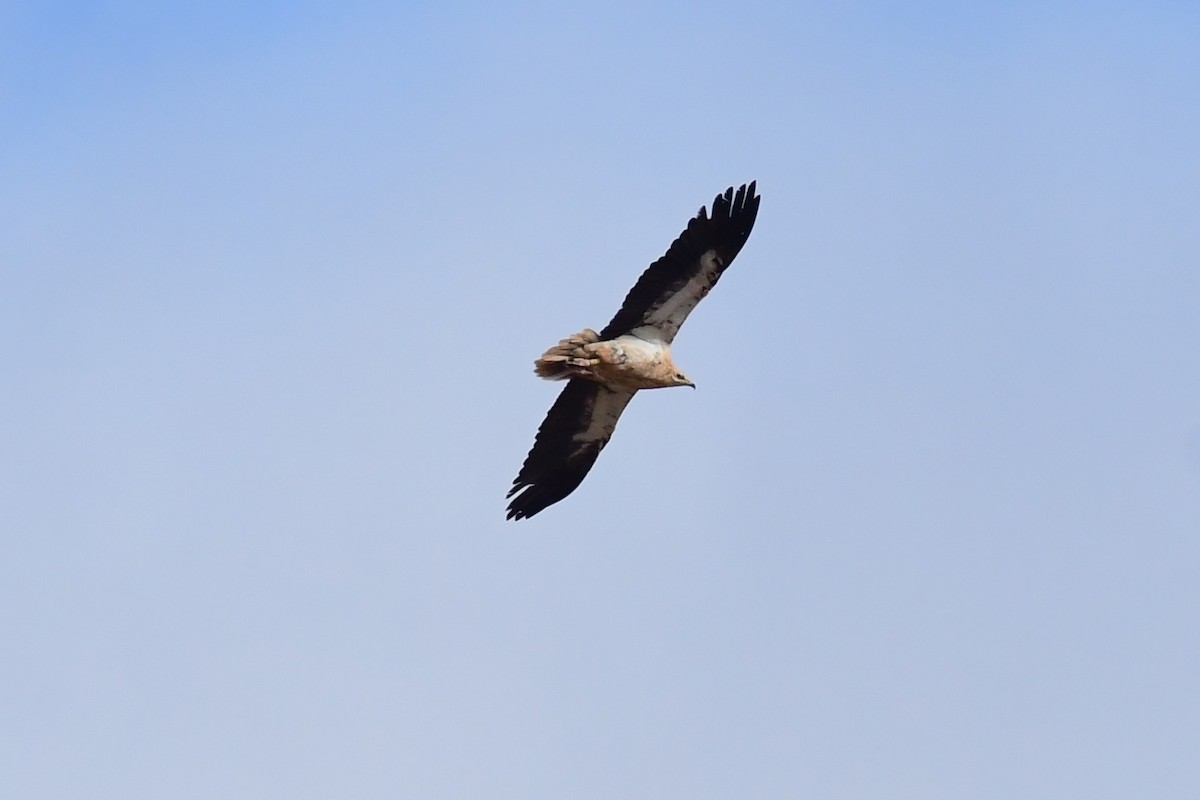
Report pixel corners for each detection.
[599,181,760,339]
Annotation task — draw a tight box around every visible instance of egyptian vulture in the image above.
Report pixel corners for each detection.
[506,182,761,520]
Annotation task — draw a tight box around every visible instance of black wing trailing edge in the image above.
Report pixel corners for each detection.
[599,181,760,340]
[506,380,634,521]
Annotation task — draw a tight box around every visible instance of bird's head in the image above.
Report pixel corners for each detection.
[672,370,696,389]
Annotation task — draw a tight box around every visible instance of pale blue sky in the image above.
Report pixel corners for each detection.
[3,2,1199,798]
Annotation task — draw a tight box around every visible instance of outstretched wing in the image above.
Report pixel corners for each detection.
[599,181,760,343]
[507,380,637,520]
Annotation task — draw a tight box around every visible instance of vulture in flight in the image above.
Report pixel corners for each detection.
[507,182,761,520]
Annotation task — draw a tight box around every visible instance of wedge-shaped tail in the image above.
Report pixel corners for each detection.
[533,328,601,380]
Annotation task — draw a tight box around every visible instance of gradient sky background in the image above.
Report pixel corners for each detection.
[3,2,1199,797]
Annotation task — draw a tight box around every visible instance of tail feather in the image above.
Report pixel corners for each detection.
[534,329,601,380]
